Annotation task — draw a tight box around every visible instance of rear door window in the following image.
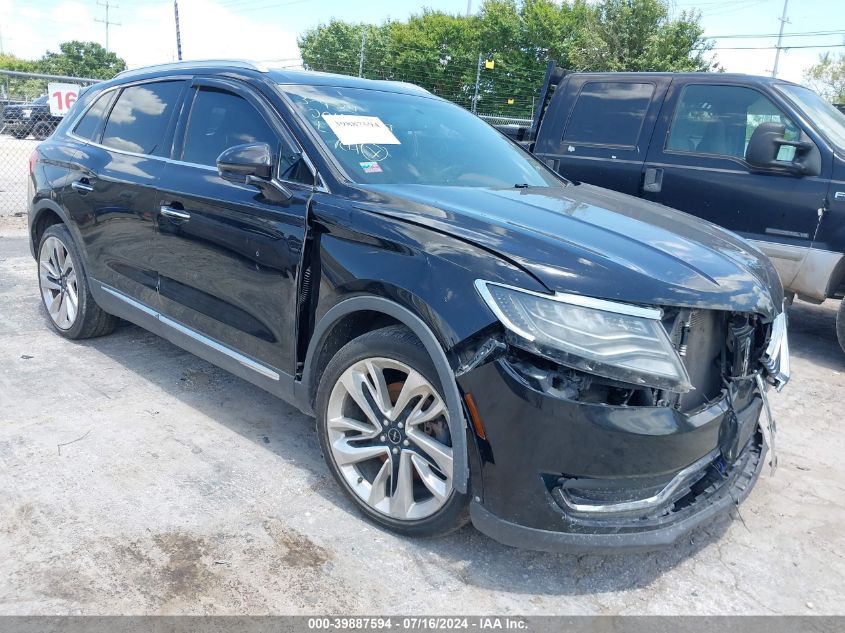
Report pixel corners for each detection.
[73,91,113,141]
[563,82,654,147]
[101,81,183,156]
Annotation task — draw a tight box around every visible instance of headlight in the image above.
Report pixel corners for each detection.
[475,281,692,393]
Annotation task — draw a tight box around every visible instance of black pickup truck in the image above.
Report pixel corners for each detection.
[508,65,845,351]
[2,95,61,140]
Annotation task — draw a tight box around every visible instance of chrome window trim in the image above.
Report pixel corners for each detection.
[475,280,664,322]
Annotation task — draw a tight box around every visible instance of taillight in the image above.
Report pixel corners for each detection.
[28,149,38,175]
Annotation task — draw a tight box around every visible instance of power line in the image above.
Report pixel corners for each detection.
[94,0,121,53]
[705,43,845,50]
[707,29,845,39]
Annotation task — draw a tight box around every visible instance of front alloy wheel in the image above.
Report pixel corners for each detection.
[327,357,453,520]
[39,235,79,330]
[317,326,468,536]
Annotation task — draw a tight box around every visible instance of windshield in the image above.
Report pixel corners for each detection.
[33,95,49,105]
[777,83,845,150]
[281,84,563,188]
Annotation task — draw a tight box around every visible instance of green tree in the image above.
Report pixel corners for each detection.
[0,54,44,99]
[567,0,713,72]
[298,20,378,77]
[38,41,126,80]
[804,52,845,104]
[297,0,714,117]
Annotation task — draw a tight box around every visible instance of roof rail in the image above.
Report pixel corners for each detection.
[115,59,269,79]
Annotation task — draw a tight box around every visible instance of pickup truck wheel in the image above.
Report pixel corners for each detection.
[32,121,53,141]
[38,224,118,339]
[11,130,28,139]
[316,325,468,537]
[837,299,845,355]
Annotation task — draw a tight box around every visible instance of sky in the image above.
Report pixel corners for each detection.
[0,0,843,86]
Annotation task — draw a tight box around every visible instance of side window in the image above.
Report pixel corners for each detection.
[667,84,800,162]
[101,81,183,156]
[563,82,654,147]
[73,91,113,141]
[182,87,309,183]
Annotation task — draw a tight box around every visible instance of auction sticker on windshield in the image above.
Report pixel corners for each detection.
[322,115,401,146]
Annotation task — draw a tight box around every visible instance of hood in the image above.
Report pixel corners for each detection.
[355,183,783,319]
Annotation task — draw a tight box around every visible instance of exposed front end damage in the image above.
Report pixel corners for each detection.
[456,297,789,552]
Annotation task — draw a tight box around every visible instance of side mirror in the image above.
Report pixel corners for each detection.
[745,122,820,177]
[217,142,274,184]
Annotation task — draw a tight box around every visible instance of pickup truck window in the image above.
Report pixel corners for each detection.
[281,84,562,189]
[777,83,845,151]
[667,84,799,162]
[563,82,654,148]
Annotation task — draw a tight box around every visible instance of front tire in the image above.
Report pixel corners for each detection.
[837,299,845,355]
[316,325,468,537]
[32,121,53,141]
[37,224,118,339]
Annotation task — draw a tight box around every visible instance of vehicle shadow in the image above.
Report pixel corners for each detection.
[71,312,735,597]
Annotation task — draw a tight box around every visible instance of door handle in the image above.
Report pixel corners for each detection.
[159,205,191,221]
[643,167,663,193]
[71,180,93,193]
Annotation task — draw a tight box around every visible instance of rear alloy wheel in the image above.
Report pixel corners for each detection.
[317,326,468,536]
[37,224,117,339]
[39,235,80,330]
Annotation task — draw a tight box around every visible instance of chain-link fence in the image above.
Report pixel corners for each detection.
[295,42,547,126]
[0,70,99,219]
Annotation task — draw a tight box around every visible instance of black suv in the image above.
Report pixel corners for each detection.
[27,61,789,551]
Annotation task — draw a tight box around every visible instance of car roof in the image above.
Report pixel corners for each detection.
[103,59,431,97]
[567,71,801,88]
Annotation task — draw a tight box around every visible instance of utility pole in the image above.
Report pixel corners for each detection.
[174,0,183,61]
[772,0,789,78]
[95,1,120,53]
[358,31,366,78]
[472,52,482,114]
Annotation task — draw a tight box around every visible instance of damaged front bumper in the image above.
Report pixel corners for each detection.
[458,355,771,552]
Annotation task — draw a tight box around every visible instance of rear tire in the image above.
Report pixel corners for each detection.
[32,121,53,141]
[316,325,468,537]
[837,299,845,355]
[37,224,118,340]
[11,129,28,139]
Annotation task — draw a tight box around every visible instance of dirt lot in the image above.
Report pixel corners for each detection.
[1,220,844,615]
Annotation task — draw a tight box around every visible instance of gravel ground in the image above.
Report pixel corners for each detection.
[1,226,844,616]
